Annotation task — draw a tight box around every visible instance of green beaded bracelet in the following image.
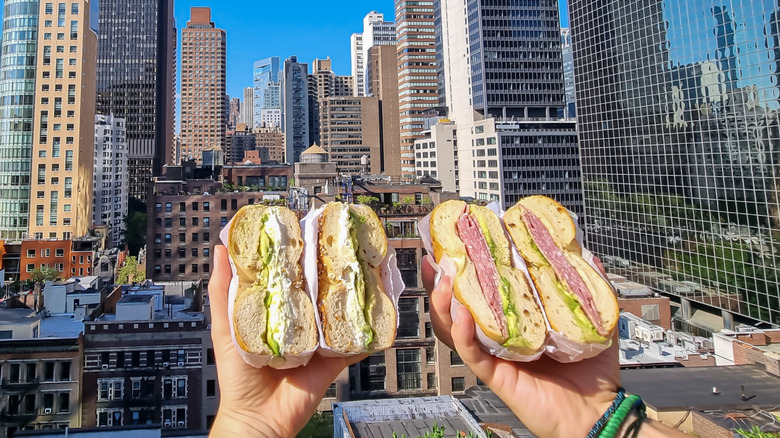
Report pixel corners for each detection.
[598,395,642,438]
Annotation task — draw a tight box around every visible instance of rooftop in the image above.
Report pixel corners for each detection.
[118,295,155,305]
[0,308,39,325]
[621,365,780,411]
[40,314,84,338]
[333,396,486,438]
[457,386,536,437]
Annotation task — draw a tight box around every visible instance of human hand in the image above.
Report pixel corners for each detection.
[208,245,366,437]
[422,256,620,438]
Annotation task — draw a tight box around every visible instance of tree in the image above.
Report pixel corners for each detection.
[356,195,380,206]
[122,211,147,255]
[30,266,60,284]
[117,256,146,285]
[735,425,780,437]
[297,412,333,438]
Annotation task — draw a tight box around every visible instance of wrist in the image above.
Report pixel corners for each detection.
[211,405,285,438]
[567,389,621,438]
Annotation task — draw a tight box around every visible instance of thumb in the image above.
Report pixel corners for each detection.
[450,306,498,386]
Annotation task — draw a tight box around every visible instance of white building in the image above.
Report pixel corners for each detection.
[352,11,396,97]
[413,120,458,192]
[240,87,254,126]
[93,114,128,248]
[260,108,282,129]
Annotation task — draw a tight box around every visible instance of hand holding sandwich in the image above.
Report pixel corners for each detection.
[209,245,366,437]
[423,257,686,438]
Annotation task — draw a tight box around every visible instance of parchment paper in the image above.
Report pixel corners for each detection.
[300,205,405,358]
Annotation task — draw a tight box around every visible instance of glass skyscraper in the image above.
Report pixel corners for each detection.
[571,0,780,327]
[0,0,38,239]
[253,56,280,128]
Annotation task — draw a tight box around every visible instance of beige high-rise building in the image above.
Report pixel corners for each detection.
[29,0,97,240]
[308,58,353,147]
[367,45,401,178]
[180,7,227,164]
[395,0,438,181]
[319,97,381,175]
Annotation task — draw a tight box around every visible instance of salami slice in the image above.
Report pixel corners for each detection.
[457,213,508,338]
[520,208,608,337]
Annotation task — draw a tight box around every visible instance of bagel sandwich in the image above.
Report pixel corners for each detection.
[503,196,619,344]
[228,205,318,357]
[317,202,396,353]
[430,200,547,356]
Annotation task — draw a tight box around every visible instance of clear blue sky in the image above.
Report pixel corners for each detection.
[175,0,570,99]
[0,0,569,99]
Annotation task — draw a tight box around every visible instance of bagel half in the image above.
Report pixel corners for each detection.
[430,200,547,356]
[317,202,396,354]
[504,196,619,344]
[228,205,318,357]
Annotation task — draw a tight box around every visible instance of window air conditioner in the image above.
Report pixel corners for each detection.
[177,421,185,427]
[101,364,109,370]
[164,421,172,428]
[177,361,184,367]
[162,362,170,368]
[44,408,52,414]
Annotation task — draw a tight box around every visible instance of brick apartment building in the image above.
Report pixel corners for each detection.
[146,177,289,288]
[0,334,83,437]
[81,301,209,430]
[17,238,99,282]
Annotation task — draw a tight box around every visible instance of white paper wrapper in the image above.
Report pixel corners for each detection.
[219,215,317,370]
[418,201,613,363]
[300,205,405,358]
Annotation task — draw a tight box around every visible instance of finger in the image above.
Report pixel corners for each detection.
[208,245,232,342]
[429,275,455,349]
[450,306,498,386]
[422,255,437,293]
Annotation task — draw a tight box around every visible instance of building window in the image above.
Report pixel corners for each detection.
[97,378,123,401]
[162,406,187,429]
[452,377,466,393]
[424,322,433,339]
[43,362,55,382]
[396,248,418,287]
[58,392,70,413]
[359,352,386,392]
[59,361,71,381]
[427,373,436,390]
[426,347,435,364]
[162,376,188,399]
[97,408,123,427]
[397,298,419,339]
[207,379,216,398]
[396,349,421,391]
[206,348,215,365]
[325,383,337,398]
[450,350,464,366]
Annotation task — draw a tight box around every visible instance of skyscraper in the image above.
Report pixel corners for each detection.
[308,58,353,146]
[29,0,98,240]
[253,56,281,128]
[281,56,309,164]
[95,0,175,204]
[571,0,780,326]
[436,0,581,213]
[396,0,438,180]
[561,28,576,117]
[367,45,401,177]
[240,87,254,126]
[180,7,227,165]
[351,11,396,98]
[0,0,39,239]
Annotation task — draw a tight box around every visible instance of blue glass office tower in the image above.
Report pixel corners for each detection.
[253,56,280,128]
[0,0,38,239]
[571,0,780,327]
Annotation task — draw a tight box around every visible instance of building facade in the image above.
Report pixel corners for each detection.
[367,45,402,178]
[29,0,98,241]
[281,56,310,165]
[92,115,128,249]
[179,7,226,165]
[350,33,364,97]
[0,0,39,240]
[239,87,253,126]
[359,11,396,97]
[308,58,354,147]
[413,121,457,192]
[561,28,576,117]
[95,0,175,204]
[0,337,83,437]
[570,0,780,326]
[254,126,285,163]
[319,97,381,175]
[252,57,280,129]
[395,0,439,181]
[436,0,580,212]
[224,126,256,164]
